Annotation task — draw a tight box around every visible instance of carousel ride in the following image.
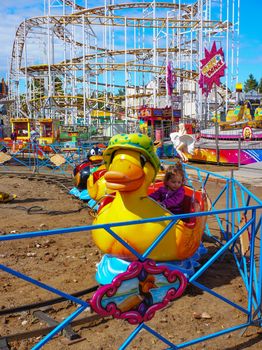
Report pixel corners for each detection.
[169,99,262,165]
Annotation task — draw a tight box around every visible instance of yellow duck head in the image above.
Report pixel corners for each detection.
[103,133,160,196]
[87,133,159,201]
[92,133,207,261]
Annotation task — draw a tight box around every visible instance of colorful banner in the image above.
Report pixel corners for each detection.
[186,148,262,165]
[199,42,226,95]
[166,61,176,96]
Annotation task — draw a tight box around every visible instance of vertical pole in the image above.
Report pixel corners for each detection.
[204,89,208,129]
[15,41,20,119]
[225,179,230,241]
[225,0,230,112]
[104,0,108,133]
[124,16,128,133]
[180,82,183,124]
[247,209,257,323]
[166,14,169,108]
[152,1,156,108]
[238,136,241,168]
[236,0,241,85]
[231,170,235,239]
[258,213,262,321]
[82,15,86,127]
[198,0,204,127]
[134,21,137,109]
[215,121,219,164]
[24,20,29,118]
[62,4,68,125]
[47,7,52,120]
[214,84,219,164]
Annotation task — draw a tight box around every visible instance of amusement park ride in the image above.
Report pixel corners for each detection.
[7,0,238,124]
[0,0,260,164]
[175,98,262,165]
[0,2,262,349]
[1,131,261,349]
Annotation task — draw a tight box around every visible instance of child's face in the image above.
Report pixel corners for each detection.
[166,174,183,191]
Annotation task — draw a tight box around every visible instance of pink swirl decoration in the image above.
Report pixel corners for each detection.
[90,259,187,324]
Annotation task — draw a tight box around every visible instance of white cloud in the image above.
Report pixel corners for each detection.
[1,0,261,85]
[0,0,134,77]
[0,1,43,78]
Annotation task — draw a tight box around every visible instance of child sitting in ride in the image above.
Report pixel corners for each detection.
[149,162,185,215]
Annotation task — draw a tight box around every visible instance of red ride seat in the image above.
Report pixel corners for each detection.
[181,194,197,228]
[97,180,201,228]
[93,168,107,183]
[148,182,198,227]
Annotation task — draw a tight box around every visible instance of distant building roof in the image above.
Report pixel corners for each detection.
[244,90,262,100]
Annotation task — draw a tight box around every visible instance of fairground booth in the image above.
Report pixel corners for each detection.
[10,118,34,142]
[138,106,181,141]
[38,118,60,145]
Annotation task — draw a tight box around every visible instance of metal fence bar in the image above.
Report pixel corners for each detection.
[0,264,88,307]
[189,217,254,282]
[174,322,252,349]
[191,280,248,314]
[0,164,262,349]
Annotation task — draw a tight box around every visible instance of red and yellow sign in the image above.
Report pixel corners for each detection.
[199,42,227,95]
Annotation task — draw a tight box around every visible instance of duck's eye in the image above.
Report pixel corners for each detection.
[140,154,147,167]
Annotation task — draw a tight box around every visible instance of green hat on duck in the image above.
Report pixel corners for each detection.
[103,133,160,176]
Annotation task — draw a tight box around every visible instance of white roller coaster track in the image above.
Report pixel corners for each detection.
[8,0,240,123]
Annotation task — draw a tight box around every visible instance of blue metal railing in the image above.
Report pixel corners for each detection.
[0,160,261,349]
[0,141,95,174]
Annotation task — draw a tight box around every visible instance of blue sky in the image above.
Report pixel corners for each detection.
[0,0,261,85]
[239,0,262,83]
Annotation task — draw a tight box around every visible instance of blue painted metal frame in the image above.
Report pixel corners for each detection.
[0,142,85,174]
[0,163,261,349]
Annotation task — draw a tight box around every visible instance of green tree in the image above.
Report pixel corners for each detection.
[258,78,262,93]
[244,74,258,92]
[116,88,125,96]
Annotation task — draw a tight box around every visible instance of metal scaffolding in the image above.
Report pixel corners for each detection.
[8,0,240,125]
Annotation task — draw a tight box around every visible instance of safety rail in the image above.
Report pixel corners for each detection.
[0,166,261,349]
[0,141,96,175]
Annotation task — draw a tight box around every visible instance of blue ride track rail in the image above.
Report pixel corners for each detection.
[0,162,261,349]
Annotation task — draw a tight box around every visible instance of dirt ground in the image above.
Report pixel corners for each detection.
[0,171,262,350]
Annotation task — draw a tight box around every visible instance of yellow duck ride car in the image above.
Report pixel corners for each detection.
[91,133,209,262]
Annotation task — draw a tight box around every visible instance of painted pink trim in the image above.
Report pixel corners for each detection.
[90,259,187,325]
[201,132,262,140]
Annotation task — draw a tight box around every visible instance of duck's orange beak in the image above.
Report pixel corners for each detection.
[105,150,145,192]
